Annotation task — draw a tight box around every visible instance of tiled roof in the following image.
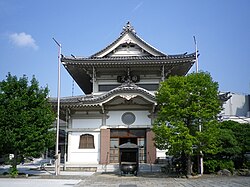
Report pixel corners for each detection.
[90,22,166,57]
[60,22,196,94]
[219,92,232,102]
[62,53,196,66]
[50,82,156,108]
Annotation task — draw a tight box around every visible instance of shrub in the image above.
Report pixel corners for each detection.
[204,159,219,173]
[9,167,18,178]
[204,159,234,173]
[219,160,234,173]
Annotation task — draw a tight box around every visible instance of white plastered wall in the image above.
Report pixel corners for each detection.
[67,118,101,164]
[106,110,151,127]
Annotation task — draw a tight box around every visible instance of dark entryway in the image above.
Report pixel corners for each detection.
[120,139,137,162]
[120,138,137,145]
[119,141,139,175]
[110,129,146,163]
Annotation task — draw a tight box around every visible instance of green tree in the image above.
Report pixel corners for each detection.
[0,73,55,171]
[219,121,250,169]
[153,72,222,175]
[203,120,249,173]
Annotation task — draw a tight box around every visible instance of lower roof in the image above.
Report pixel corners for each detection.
[50,82,157,109]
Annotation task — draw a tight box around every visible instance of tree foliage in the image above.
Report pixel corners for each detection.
[219,120,250,157]
[0,73,55,168]
[204,120,250,172]
[153,72,222,175]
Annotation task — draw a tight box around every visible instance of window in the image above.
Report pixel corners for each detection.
[136,84,159,91]
[79,134,95,149]
[99,84,120,91]
[122,112,136,125]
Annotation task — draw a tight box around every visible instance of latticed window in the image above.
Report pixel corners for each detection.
[79,134,95,149]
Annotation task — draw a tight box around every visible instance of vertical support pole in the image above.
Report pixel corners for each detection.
[92,67,95,93]
[53,38,61,176]
[198,124,203,175]
[193,36,198,73]
[161,65,165,81]
[194,36,202,175]
[64,108,69,171]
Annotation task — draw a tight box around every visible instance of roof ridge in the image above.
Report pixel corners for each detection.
[90,22,167,58]
[120,21,137,35]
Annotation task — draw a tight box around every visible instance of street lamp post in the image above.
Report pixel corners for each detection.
[53,38,61,176]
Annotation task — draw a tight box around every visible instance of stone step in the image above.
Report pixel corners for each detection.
[44,163,162,173]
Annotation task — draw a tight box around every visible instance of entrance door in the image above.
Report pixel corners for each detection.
[110,138,137,163]
[110,138,119,163]
[109,129,146,163]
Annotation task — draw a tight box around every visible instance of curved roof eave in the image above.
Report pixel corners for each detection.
[52,83,157,109]
[80,82,157,105]
[62,53,196,66]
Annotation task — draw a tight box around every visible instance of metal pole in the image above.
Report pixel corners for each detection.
[198,95,203,175]
[199,124,203,175]
[193,36,198,73]
[194,36,202,175]
[53,38,61,176]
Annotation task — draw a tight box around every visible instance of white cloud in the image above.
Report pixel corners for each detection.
[9,32,38,50]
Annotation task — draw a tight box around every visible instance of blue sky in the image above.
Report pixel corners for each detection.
[1,0,250,97]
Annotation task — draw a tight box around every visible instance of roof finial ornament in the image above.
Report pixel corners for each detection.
[121,21,136,35]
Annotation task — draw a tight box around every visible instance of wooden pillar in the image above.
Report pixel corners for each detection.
[146,129,156,164]
[99,129,110,164]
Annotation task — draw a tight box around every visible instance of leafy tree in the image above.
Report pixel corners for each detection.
[204,120,250,173]
[153,72,222,175]
[0,73,55,170]
[219,121,250,169]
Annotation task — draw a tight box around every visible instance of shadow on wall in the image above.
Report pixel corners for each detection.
[235,95,250,117]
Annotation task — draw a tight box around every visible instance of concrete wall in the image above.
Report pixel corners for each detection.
[106,110,151,127]
[222,93,250,117]
[221,93,250,123]
[72,118,101,129]
[67,131,100,164]
[67,117,101,164]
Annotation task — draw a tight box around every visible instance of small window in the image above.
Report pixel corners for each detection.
[136,84,159,91]
[122,112,136,125]
[79,134,95,149]
[99,84,120,91]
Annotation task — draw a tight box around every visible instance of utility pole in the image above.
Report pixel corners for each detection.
[53,38,61,176]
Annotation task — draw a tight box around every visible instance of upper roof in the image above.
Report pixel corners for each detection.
[91,21,166,58]
[61,22,196,94]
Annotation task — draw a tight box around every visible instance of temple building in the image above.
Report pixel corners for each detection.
[50,22,196,171]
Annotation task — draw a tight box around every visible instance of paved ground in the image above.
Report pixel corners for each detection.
[1,164,250,187]
[78,172,250,187]
[0,173,249,187]
[0,178,81,187]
